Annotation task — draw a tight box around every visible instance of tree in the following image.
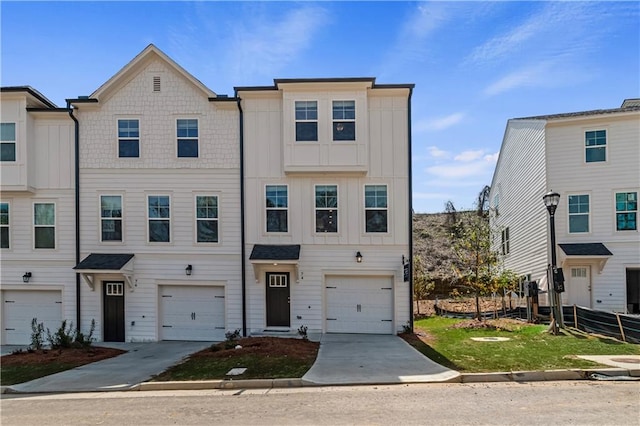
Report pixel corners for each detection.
[476,185,491,218]
[451,198,499,320]
[413,255,435,315]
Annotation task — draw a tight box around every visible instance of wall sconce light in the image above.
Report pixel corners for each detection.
[23,272,32,283]
[185,265,193,276]
[355,251,363,263]
[402,255,406,265]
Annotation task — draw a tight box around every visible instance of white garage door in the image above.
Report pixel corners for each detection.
[2,290,62,345]
[325,276,394,334]
[160,285,225,341]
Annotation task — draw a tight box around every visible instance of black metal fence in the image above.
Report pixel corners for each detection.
[434,303,640,344]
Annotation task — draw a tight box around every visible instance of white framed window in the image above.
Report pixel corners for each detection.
[117,119,139,158]
[295,101,318,141]
[571,267,587,278]
[365,185,388,233]
[315,185,338,233]
[568,194,589,233]
[100,195,122,242]
[177,118,198,157]
[616,191,637,231]
[269,273,288,288]
[266,185,288,233]
[34,202,55,249]
[105,282,124,296]
[585,130,606,163]
[148,195,171,242]
[0,202,9,249]
[1,122,16,162]
[501,227,510,255]
[332,100,355,141]
[196,195,219,243]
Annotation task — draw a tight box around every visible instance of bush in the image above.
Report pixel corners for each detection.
[30,318,46,350]
[297,325,308,340]
[47,320,75,349]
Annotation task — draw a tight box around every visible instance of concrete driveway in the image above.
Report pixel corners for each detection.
[302,334,460,385]
[5,341,213,393]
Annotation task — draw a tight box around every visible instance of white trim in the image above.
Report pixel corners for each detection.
[294,100,318,142]
[314,184,339,234]
[176,117,199,158]
[99,194,124,243]
[33,201,56,250]
[363,183,389,234]
[583,127,608,164]
[146,194,172,244]
[0,200,10,250]
[331,99,356,142]
[116,117,141,159]
[264,183,289,234]
[0,121,17,162]
[566,192,591,235]
[194,194,220,244]
[613,189,638,233]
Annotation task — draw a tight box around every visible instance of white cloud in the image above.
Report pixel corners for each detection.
[416,112,465,132]
[427,146,451,159]
[425,149,498,179]
[454,149,484,162]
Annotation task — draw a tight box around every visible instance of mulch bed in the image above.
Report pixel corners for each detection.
[1,346,126,366]
[193,337,319,361]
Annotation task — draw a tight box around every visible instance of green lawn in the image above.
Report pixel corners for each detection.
[408,316,640,372]
[1,363,81,386]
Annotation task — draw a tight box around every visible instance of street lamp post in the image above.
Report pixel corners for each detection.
[543,190,563,333]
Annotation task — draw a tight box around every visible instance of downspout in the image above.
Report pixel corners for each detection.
[407,86,414,331]
[235,92,247,337]
[67,100,81,331]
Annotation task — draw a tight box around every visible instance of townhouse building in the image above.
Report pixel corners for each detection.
[490,99,640,313]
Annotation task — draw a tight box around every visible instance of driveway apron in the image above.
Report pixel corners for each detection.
[8,341,213,393]
[302,334,460,385]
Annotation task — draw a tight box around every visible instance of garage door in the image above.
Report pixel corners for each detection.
[160,285,225,341]
[325,276,394,334]
[2,290,62,345]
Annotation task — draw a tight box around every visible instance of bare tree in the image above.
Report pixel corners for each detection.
[476,185,491,218]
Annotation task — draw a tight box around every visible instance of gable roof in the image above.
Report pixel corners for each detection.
[89,44,216,102]
[1,86,58,108]
[514,101,640,121]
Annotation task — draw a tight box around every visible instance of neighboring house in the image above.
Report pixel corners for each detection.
[490,99,640,314]
[0,87,76,344]
[69,45,242,342]
[236,78,414,335]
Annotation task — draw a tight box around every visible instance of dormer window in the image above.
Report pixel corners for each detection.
[333,100,355,141]
[1,123,16,162]
[295,101,317,141]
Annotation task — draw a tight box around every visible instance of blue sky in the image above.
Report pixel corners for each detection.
[2,1,638,212]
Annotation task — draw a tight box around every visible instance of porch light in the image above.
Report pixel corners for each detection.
[355,251,363,263]
[185,265,193,276]
[22,272,32,283]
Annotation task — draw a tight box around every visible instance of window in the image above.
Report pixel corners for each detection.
[177,119,198,157]
[585,130,606,163]
[616,192,637,231]
[148,195,170,242]
[34,203,55,249]
[493,194,500,215]
[315,185,338,233]
[1,123,16,162]
[118,119,139,158]
[332,100,355,141]
[266,185,288,232]
[100,195,122,241]
[571,268,587,278]
[196,195,219,243]
[501,227,510,255]
[568,194,589,233]
[365,185,388,233]
[0,202,9,249]
[295,101,317,141]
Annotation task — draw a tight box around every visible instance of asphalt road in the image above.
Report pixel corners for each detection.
[1,381,639,425]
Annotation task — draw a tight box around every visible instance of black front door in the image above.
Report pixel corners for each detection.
[266,272,290,327]
[103,281,125,342]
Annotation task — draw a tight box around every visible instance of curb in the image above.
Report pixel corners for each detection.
[136,378,311,391]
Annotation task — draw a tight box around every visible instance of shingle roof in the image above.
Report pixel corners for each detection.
[249,245,301,261]
[559,243,613,256]
[74,253,135,270]
[515,101,640,121]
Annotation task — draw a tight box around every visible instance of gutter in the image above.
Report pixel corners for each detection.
[235,92,248,337]
[67,100,81,331]
[407,86,414,331]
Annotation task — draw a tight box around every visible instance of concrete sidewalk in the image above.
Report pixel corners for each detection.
[302,334,460,385]
[6,341,213,393]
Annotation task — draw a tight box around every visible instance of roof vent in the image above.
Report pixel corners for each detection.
[153,76,161,92]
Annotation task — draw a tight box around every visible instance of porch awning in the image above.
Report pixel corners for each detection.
[249,245,301,282]
[558,243,612,273]
[74,253,135,291]
[249,244,300,261]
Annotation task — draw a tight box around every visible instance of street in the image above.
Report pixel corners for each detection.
[1,381,639,425]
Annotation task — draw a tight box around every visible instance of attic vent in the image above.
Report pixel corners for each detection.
[153,76,161,92]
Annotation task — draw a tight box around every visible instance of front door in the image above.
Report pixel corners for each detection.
[266,272,290,327]
[568,266,591,308]
[103,281,125,342]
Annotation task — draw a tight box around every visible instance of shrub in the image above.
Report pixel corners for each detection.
[297,325,308,340]
[30,318,46,350]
